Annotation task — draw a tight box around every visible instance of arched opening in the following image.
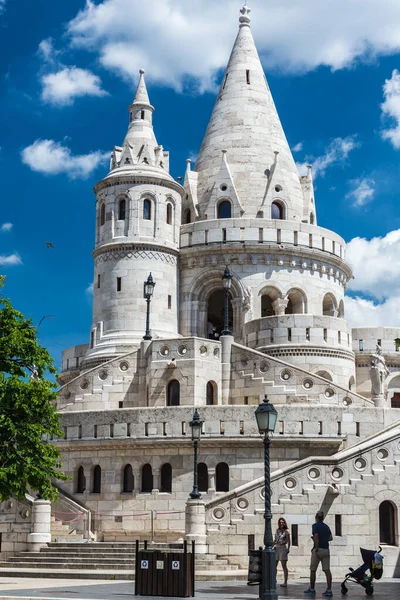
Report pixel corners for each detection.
[207,290,232,339]
[338,300,345,318]
[100,204,106,226]
[261,295,275,317]
[379,501,397,545]
[323,293,338,316]
[167,380,180,406]
[217,200,232,219]
[118,198,126,221]
[160,463,172,493]
[122,464,134,493]
[76,466,86,494]
[216,462,229,492]
[285,289,307,314]
[271,201,284,220]
[143,199,152,220]
[388,375,400,408]
[316,370,333,382]
[185,209,191,224]
[348,376,355,391]
[198,463,208,492]
[206,381,216,405]
[166,203,173,225]
[92,465,101,494]
[141,464,153,493]
[310,212,314,225]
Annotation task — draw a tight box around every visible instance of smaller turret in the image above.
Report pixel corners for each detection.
[300,165,317,225]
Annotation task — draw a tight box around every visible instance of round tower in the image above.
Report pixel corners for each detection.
[85,70,184,366]
[179,6,355,389]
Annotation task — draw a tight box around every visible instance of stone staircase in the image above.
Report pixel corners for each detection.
[0,542,246,580]
[50,517,84,543]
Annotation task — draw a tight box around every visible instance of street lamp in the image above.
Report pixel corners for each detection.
[189,409,203,499]
[143,273,155,340]
[221,266,232,336]
[255,394,278,600]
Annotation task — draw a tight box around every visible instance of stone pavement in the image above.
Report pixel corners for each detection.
[0,578,399,600]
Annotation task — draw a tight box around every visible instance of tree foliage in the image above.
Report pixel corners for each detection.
[0,278,68,501]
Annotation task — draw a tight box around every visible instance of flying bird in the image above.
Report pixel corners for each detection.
[44,242,55,249]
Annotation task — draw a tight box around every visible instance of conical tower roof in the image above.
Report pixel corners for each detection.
[194,6,304,220]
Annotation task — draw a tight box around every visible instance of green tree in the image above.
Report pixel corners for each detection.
[0,277,68,501]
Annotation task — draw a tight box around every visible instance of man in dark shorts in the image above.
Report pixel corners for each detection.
[304,510,333,597]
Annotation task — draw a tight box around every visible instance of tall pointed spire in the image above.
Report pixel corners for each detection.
[132,68,152,107]
[194,6,304,220]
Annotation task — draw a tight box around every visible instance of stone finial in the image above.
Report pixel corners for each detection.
[239,4,251,26]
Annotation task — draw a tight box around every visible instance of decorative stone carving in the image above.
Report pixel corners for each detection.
[272,297,289,316]
[369,350,389,405]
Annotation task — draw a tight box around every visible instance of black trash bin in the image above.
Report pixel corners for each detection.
[135,540,195,597]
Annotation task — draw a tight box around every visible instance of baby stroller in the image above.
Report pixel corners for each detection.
[341,547,383,596]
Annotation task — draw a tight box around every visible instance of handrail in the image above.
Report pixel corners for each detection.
[53,486,95,542]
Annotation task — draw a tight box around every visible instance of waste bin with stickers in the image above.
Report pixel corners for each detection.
[134,540,195,597]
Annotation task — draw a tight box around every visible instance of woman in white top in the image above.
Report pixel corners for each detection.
[274,517,291,587]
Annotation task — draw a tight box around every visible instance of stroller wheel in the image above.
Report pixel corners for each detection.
[365,586,374,596]
[341,584,348,595]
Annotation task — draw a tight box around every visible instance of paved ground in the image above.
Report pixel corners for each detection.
[0,578,398,600]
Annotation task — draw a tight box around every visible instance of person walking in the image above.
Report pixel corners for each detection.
[274,517,291,587]
[304,510,333,597]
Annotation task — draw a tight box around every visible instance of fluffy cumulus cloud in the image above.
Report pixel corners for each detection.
[0,254,22,267]
[0,1,6,13]
[0,222,13,232]
[66,0,400,92]
[38,37,107,106]
[41,67,107,106]
[21,139,109,179]
[381,69,400,149]
[291,142,303,153]
[346,177,375,207]
[345,230,400,326]
[297,136,359,179]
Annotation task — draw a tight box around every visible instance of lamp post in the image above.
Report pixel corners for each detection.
[255,394,278,600]
[221,266,232,336]
[143,273,155,340]
[189,409,203,499]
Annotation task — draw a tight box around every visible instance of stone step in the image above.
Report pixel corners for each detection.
[0,562,134,570]
[47,542,137,548]
[8,557,136,565]
[22,551,137,557]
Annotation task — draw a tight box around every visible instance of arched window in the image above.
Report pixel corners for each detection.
[262,295,275,317]
[185,209,191,224]
[198,463,208,492]
[206,381,216,405]
[166,203,173,225]
[167,380,180,406]
[310,212,315,225]
[285,289,307,314]
[118,198,126,221]
[122,464,134,493]
[76,466,86,494]
[216,462,229,492]
[100,204,106,226]
[379,501,397,545]
[271,201,284,220]
[348,376,355,391]
[316,370,333,382]
[141,464,153,493]
[217,200,232,219]
[323,293,338,316]
[143,199,152,220]
[160,463,172,493]
[92,465,101,494]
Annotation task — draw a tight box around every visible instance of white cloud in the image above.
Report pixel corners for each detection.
[66,0,400,92]
[41,67,107,106]
[297,136,359,179]
[381,69,400,149]
[292,142,303,153]
[0,1,6,13]
[0,222,13,232]
[0,253,22,267]
[21,139,109,179]
[346,177,375,207]
[345,296,400,327]
[86,282,94,295]
[38,38,59,64]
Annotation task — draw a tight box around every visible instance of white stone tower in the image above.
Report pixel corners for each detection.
[180,6,355,388]
[85,70,184,366]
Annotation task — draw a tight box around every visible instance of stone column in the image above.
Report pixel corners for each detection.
[272,298,289,316]
[184,498,207,554]
[192,301,201,337]
[208,468,216,494]
[27,499,52,552]
[220,334,233,405]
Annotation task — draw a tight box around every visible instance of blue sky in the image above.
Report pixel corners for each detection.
[1,0,400,369]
